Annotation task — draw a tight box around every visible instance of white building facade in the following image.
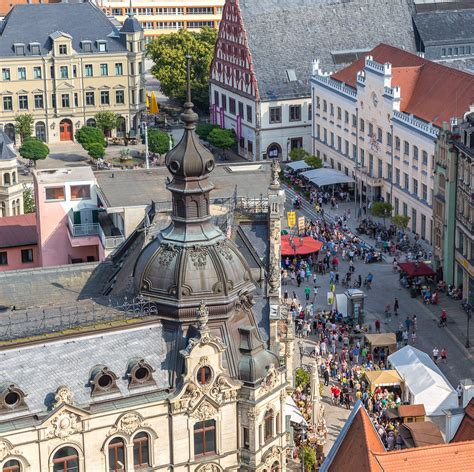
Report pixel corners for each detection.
[312,54,439,242]
[209,84,312,161]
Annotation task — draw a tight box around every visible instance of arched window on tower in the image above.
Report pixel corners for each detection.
[133,432,150,468]
[3,460,21,472]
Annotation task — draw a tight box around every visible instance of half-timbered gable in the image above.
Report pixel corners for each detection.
[211,0,258,99]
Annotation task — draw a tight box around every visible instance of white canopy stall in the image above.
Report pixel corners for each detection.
[301,168,355,187]
[285,160,312,172]
[387,346,458,417]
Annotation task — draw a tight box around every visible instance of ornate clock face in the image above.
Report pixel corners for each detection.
[372,92,379,107]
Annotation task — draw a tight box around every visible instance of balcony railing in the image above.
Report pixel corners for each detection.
[68,215,124,250]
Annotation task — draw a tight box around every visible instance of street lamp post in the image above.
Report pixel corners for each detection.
[300,423,307,472]
[462,302,472,349]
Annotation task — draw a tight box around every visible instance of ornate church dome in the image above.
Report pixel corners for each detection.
[133,64,254,320]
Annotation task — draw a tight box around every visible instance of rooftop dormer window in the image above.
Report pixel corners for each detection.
[127,359,155,388]
[90,365,119,396]
[0,383,27,412]
[97,40,107,52]
[13,43,25,56]
[81,40,92,53]
[59,44,67,55]
[30,43,40,55]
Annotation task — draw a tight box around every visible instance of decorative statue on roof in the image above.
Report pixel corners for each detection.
[197,300,209,331]
[270,158,281,188]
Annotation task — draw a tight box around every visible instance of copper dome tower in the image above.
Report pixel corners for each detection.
[133,58,254,321]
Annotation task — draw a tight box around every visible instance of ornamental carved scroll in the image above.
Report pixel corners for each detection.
[209,375,238,404]
[108,412,149,437]
[46,411,82,440]
[260,364,278,393]
[190,247,208,269]
[53,385,74,408]
[0,440,22,461]
[191,401,218,421]
[157,244,178,267]
[196,463,223,472]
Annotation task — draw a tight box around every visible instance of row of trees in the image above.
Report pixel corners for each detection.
[370,201,411,229]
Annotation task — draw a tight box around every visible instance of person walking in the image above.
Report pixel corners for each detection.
[284,289,289,304]
[432,346,439,363]
[394,298,399,316]
[323,368,330,386]
[375,319,381,334]
[304,285,310,301]
[440,347,447,363]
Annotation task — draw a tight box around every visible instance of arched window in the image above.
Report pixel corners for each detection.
[108,437,126,472]
[116,116,126,137]
[264,410,273,441]
[52,446,79,472]
[3,173,10,186]
[3,460,21,472]
[194,420,216,456]
[271,461,280,472]
[0,202,5,217]
[35,121,46,142]
[86,118,96,127]
[197,366,212,385]
[133,432,150,468]
[11,172,16,184]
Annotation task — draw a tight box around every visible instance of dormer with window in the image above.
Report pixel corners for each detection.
[13,43,25,56]
[81,40,93,53]
[0,383,27,413]
[96,40,108,52]
[89,365,119,397]
[29,42,41,56]
[126,358,155,388]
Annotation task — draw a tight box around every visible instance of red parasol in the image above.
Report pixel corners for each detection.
[398,261,436,278]
[281,235,323,256]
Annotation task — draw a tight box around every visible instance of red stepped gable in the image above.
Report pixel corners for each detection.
[210,0,259,100]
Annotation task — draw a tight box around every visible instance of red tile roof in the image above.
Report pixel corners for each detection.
[371,440,474,472]
[0,213,37,248]
[331,43,474,127]
[452,398,474,443]
[328,405,385,472]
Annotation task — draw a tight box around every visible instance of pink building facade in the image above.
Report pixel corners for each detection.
[0,214,40,272]
[33,168,123,267]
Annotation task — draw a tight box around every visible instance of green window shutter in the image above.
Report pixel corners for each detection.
[92,210,99,223]
[73,211,81,224]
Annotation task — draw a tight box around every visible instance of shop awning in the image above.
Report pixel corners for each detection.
[365,333,397,355]
[286,160,312,172]
[281,235,323,256]
[301,168,355,186]
[398,261,436,277]
[285,395,308,426]
[364,370,402,388]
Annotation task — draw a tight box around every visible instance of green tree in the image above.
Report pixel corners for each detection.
[289,148,309,161]
[87,143,105,160]
[295,368,310,389]
[304,154,323,169]
[147,128,171,155]
[15,114,34,142]
[147,27,218,110]
[196,123,219,141]
[370,201,393,226]
[391,214,410,230]
[23,186,35,213]
[300,445,316,471]
[207,128,236,150]
[94,111,119,136]
[19,138,49,167]
[75,126,105,151]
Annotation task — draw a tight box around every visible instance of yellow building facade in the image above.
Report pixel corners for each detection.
[0,3,146,144]
[100,0,224,39]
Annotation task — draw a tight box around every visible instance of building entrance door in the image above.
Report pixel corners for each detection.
[59,119,73,141]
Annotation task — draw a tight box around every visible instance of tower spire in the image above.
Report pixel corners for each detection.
[185,54,192,104]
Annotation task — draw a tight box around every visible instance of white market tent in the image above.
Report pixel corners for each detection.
[284,395,308,426]
[387,345,458,416]
[300,168,355,187]
[285,160,312,172]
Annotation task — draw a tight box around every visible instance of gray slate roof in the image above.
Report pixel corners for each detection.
[414,9,474,44]
[0,131,15,160]
[0,3,127,57]
[0,322,171,419]
[239,0,416,100]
